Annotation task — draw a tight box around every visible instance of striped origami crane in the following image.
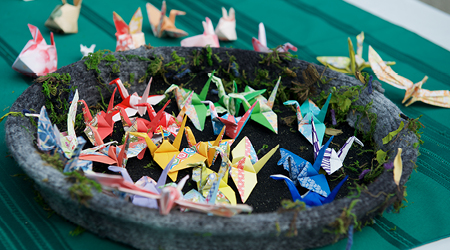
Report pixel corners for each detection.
[229,136,279,203]
[283,93,331,146]
[228,77,281,134]
[146,1,188,38]
[369,46,450,108]
[113,7,145,51]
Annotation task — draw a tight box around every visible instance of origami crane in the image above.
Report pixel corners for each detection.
[317,32,395,75]
[80,44,95,58]
[252,23,297,53]
[45,0,82,34]
[109,77,165,121]
[229,137,279,203]
[63,137,93,173]
[277,133,334,197]
[113,7,145,51]
[270,174,348,207]
[308,116,364,175]
[165,78,212,131]
[185,126,233,166]
[209,74,248,115]
[202,100,257,139]
[131,116,207,181]
[85,170,252,217]
[228,77,281,134]
[181,17,220,48]
[79,132,131,167]
[146,1,188,38]
[36,90,80,159]
[283,93,331,145]
[215,7,237,41]
[369,46,450,108]
[12,24,57,77]
[189,161,236,205]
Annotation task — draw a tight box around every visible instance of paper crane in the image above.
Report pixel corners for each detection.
[63,137,93,173]
[369,46,450,108]
[12,24,57,77]
[113,7,145,51]
[80,44,95,58]
[185,126,233,166]
[208,74,246,115]
[109,77,165,121]
[181,17,220,48]
[79,132,131,167]
[36,90,79,159]
[85,170,252,216]
[277,131,334,197]
[270,174,348,207]
[202,100,257,139]
[146,1,188,38]
[229,137,279,203]
[311,118,364,175]
[131,116,206,181]
[215,7,237,41]
[165,77,212,131]
[283,93,331,145]
[252,23,297,53]
[188,161,236,205]
[228,77,281,134]
[45,0,82,34]
[317,32,396,76]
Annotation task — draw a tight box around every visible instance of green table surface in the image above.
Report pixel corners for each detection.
[1,0,449,249]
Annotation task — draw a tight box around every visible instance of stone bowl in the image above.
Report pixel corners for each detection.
[5,47,419,249]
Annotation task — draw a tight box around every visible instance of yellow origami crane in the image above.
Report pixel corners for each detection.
[131,116,206,181]
[184,126,234,166]
[369,46,450,108]
[230,137,279,203]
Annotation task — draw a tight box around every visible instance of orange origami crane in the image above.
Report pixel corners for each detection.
[146,1,188,38]
[113,7,145,51]
[79,133,130,167]
[131,116,206,181]
[369,46,450,108]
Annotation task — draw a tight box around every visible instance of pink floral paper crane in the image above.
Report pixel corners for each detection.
[113,7,146,51]
[252,23,297,53]
[12,24,57,77]
[181,17,220,48]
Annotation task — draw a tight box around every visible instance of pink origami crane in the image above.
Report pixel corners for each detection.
[109,78,165,121]
[215,7,237,41]
[252,23,297,53]
[113,7,145,51]
[85,171,252,217]
[180,17,220,48]
[12,24,57,77]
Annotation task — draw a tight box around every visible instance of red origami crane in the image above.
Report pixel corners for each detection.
[113,7,146,51]
[12,24,57,77]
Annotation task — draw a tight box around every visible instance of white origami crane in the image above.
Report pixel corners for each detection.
[252,23,297,53]
[181,17,220,48]
[80,44,95,58]
[45,0,82,34]
[12,24,57,77]
[215,7,237,41]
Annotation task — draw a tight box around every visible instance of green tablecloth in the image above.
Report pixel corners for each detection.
[1,0,449,249]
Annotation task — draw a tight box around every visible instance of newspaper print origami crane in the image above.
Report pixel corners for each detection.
[277,133,334,197]
[369,46,450,108]
[12,24,57,77]
[229,77,281,134]
[270,174,348,207]
[109,78,166,121]
[45,0,82,34]
[252,23,297,53]
[310,117,364,175]
[113,7,145,51]
[181,17,220,48]
[146,1,188,38]
[85,170,252,217]
[230,137,279,203]
[283,93,331,146]
[317,32,395,75]
[131,116,206,182]
[202,100,257,139]
[215,7,237,41]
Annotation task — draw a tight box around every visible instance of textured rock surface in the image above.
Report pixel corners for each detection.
[5,47,418,250]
